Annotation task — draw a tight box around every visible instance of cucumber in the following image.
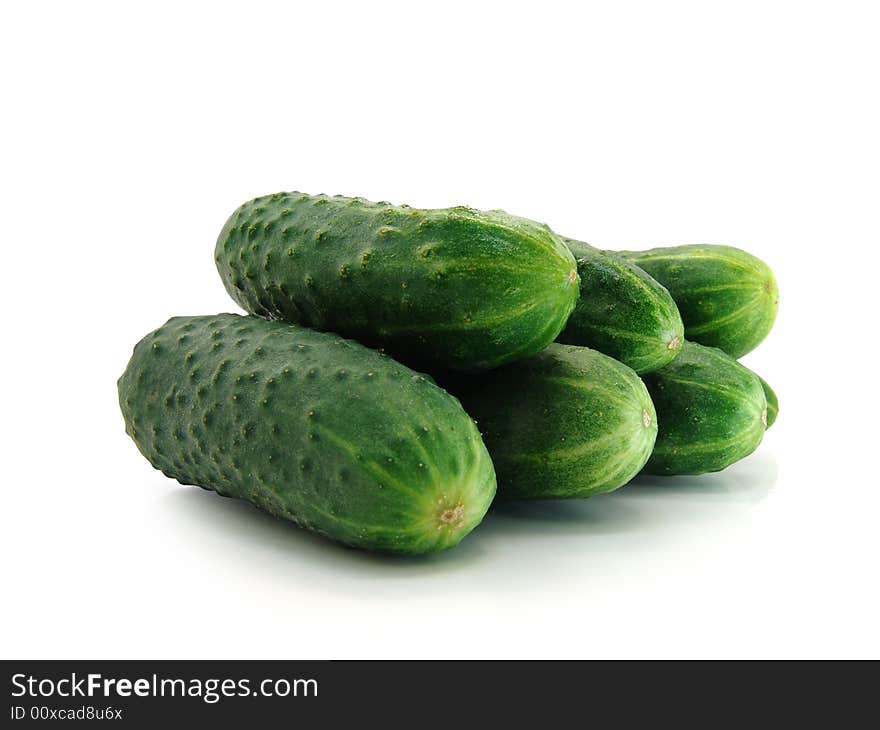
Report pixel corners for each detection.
[118,314,496,553]
[617,244,778,358]
[757,375,778,429]
[439,344,657,499]
[557,239,684,374]
[215,192,579,371]
[641,341,767,475]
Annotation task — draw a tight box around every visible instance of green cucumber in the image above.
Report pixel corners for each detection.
[440,344,657,499]
[617,244,778,358]
[757,375,778,429]
[557,239,684,374]
[118,314,496,553]
[215,192,579,371]
[641,341,767,475]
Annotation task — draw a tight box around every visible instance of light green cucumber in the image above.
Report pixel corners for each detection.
[618,244,778,358]
[642,341,767,475]
[757,375,778,429]
[557,239,684,373]
[440,344,657,499]
[215,192,579,371]
[118,314,496,553]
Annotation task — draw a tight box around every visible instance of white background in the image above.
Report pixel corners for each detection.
[2,1,878,659]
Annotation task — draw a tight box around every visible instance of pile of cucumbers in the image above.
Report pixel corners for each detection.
[119,192,778,554]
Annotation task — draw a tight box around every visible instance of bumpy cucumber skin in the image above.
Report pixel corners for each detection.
[557,239,684,374]
[618,244,778,359]
[440,344,657,499]
[757,375,778,429]
[118,315,496,553]
[215,192,579,371]
[641,342,767,475]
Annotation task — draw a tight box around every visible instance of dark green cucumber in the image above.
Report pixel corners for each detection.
[440,344,657,499]
[641,341,767,475]
[118,314,496,553]
[557,238,684,374]
[215,192,579,371]
[618,244,778,358]
[757,375,778,429]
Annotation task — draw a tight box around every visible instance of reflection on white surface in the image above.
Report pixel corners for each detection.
[160,449,780,581]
